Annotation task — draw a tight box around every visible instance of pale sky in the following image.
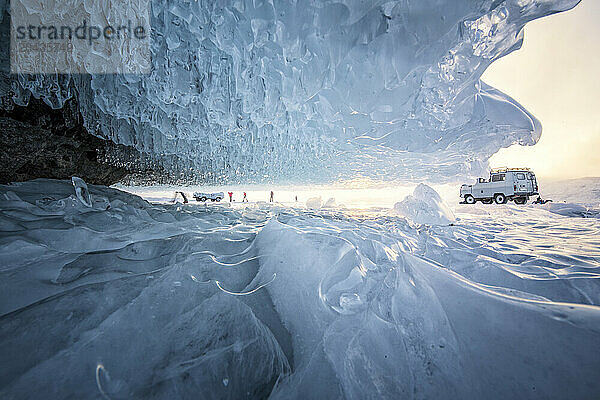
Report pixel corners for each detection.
[485,0,600,180]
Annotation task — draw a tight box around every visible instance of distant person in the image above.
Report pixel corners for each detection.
[173,191,188,204]
[179,192,188,204]
[295,195,298,202]
[270,191,274,202]
[228,192,233,202]
[243,192,248,202]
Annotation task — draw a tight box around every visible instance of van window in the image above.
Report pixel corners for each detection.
[491,174,505,182]
[516,173,525,180]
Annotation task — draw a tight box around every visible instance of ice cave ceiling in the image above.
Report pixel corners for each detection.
[0,0,581,183]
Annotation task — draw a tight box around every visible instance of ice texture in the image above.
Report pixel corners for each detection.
[0,0,581,183]
[2,179,600,398]
[394,183,455,225]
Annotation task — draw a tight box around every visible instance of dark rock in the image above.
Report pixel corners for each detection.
[0,96,139,185]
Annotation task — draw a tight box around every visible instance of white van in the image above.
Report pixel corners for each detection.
[460,168,539,204]
[193,192,224,202]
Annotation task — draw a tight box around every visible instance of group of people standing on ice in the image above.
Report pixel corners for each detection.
[227,191,259,202]
[228,190,275,202]
[226,191,300,203]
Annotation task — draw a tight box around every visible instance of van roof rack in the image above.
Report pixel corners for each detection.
[490,167,531,173]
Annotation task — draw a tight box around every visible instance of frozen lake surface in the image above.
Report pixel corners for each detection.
[1,179,600,398]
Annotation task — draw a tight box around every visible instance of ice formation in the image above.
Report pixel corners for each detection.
[2,179,600,398]
[71,176,92,207]
[394,183,455,225]
[306,196,322,209]
[0,0,581,183]
[305,196,337,209]
[322,197,337,208]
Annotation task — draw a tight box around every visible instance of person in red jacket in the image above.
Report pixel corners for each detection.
[243,192,247,202]
[228,192,233,202]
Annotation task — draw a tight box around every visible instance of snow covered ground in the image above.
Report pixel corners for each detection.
[1,178,600,399]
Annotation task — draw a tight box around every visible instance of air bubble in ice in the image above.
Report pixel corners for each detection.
[339,292,363,314]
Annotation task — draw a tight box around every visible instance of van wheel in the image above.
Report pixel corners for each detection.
[465,195,475,204]
[482,199,493,204]
[494,193,507,204]
[514,197,527,205]
[210,198,216,202]
[215,198,221,202]
[200,197,207,202]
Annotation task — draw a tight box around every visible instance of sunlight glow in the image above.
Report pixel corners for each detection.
[484,1,600,179]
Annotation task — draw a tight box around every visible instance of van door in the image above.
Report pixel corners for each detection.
[515,172,529,194]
